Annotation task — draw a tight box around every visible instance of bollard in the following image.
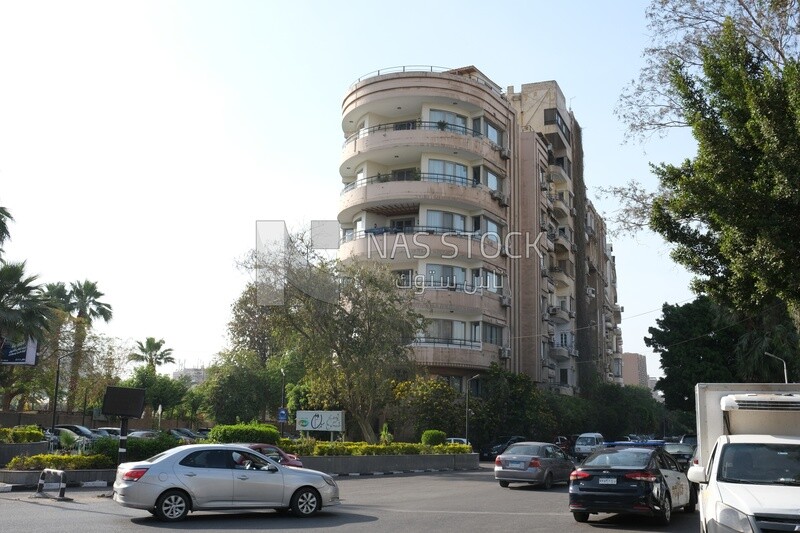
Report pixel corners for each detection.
[31,468,72,501]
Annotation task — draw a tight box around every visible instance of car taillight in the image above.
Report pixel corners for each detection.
[121,468,148,481]
[495,457,502,466]
[570,470,590,481]
[624,471,658,482]
[529,458,541,468]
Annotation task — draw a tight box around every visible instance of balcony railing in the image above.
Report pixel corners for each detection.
[348,65,505,96]
[413,336,482,349]
[342,171,480,194]
[343,120,491,147]
[341,225,502,246]
[396,278,485,295]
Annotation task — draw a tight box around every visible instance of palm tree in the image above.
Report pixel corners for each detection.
[0,205,12,259]
[129,337,175,368]
[0,261,53,409]
[65,280,112,411]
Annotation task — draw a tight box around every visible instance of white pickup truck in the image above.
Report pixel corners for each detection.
[687,383,800,533]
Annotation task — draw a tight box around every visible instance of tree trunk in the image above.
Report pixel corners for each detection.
[354,413,377,443]
[66,321,87,412]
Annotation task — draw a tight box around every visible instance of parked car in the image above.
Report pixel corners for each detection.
[128,430,159,439]
[679,433,697,446]
[495,441,575,489]
[54,423,96,441]
[112,443,340,521]
[90,428,112,438]
[573,432,605,461]
[480,436,527,460]
[97,427,121,437]
[663,442,695,472]
[569,442,695,524]
[240,443,303,467]
[173,428,201,440]
[169,429,195,444]
[445,437,470,446]
[52,427,90,449]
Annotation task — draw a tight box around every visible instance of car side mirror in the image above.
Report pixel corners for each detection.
[266,463,279,473]
[687,465,707,484]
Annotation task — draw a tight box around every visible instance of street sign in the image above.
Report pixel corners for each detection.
[295,410,344,432]
[277,407,288,423]
[0,338,38,365]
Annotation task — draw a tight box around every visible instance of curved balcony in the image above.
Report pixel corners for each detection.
[550,345,570,362]
[410,283,508,322]
[411,341,503,371]
[338,172,506,223]
[549,267,571,288]
[340,120,507,175]
[339,227,508,270]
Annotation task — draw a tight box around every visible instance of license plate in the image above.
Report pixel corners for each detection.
[598,477,617,485]
[509,461,525,469]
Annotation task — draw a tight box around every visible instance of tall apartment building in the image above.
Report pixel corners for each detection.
[337,66,622,395]
[621,352,649,388]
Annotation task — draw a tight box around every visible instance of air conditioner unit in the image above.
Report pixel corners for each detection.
[500,295,512,307]
[499,346,511,359]
[548,306,559,315]
[587,287,596,298]
[568,311,576,318]
[541,269,550,278]
[498,194,509,207]
[500,148,511,160]
[570,207,577,216]
[571,243,577,252]
[540,183,548,191]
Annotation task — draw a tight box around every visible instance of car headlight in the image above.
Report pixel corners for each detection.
[715,502,754,532]
[322,475,337,487]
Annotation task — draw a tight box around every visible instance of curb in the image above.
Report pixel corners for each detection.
[1,480,109,492]
[331,467,464,477]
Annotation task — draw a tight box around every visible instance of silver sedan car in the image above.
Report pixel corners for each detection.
[112,444,340,521]
[494,441,575,489]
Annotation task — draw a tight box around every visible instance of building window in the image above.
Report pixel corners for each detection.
[342,228,354,242]
[485,120,502,146]
[426,319,467,344]
[426,264,466,289]
[486,170,501,192]
[427,210,466,232]
[391,218,414,232]
[485,218,501,244]
[482,323,503,345]
[430,109,467,134]
[560,368,569,385]
[394,269,413,288]
[543,108,571,144]
[428,159,468,185]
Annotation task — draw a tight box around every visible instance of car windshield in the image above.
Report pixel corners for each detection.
[575,437,594,445]
[665,444,694,455]
[718,443,800,485]
[504,444,540,456]
[584,449,651,468]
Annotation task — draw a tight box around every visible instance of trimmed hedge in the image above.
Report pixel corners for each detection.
[421,429,446,446]
[92,433,181,463]
[6,453,114,470]
[208,423,279,444]
[0,426,45,444]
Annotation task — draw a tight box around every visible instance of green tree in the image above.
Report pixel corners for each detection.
[0,204,12,258]
[617,0,799,140]
[0,262,53,410]
[227,283,273,364]
[65,280,113,411]
[121,365,190,421]
[646,296,741,410]
[200,349,269,425]
[270,259,424,443]
[128,337,175,369]
[391,376,460,440]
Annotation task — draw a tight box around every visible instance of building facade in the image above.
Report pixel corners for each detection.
[337,66,622,395]
[621,352,649,388]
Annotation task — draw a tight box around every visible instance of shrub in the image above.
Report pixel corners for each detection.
[6,453,114,470]
[208,423,279,444]
[314,442,352,456]
[279,437,315,456]
[421,430,446,446]
[0,426,45,444]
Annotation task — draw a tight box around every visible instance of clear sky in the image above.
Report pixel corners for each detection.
[0,0,696,379]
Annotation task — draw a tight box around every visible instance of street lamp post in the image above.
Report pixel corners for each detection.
[51,351,75,437]
[280,368,286,438]
[465,374,480,444]
[764,352,789,384]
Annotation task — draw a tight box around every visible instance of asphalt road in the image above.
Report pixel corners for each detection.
[0,463,700,532]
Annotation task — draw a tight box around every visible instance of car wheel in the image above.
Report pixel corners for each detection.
[154,489,190,522]
[573,512,590,523]
[657,493,672,525]
[498,480,509,488]
[542,472,553,490]
[684,485,697,513]
[291,487,321,517]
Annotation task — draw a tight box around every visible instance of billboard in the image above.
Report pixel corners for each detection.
[295,410,344,432]
[101,386,146,418]
[0,338,38,365]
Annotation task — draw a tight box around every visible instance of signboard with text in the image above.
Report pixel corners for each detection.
[295,410,344,432]
[0,338,38,365]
